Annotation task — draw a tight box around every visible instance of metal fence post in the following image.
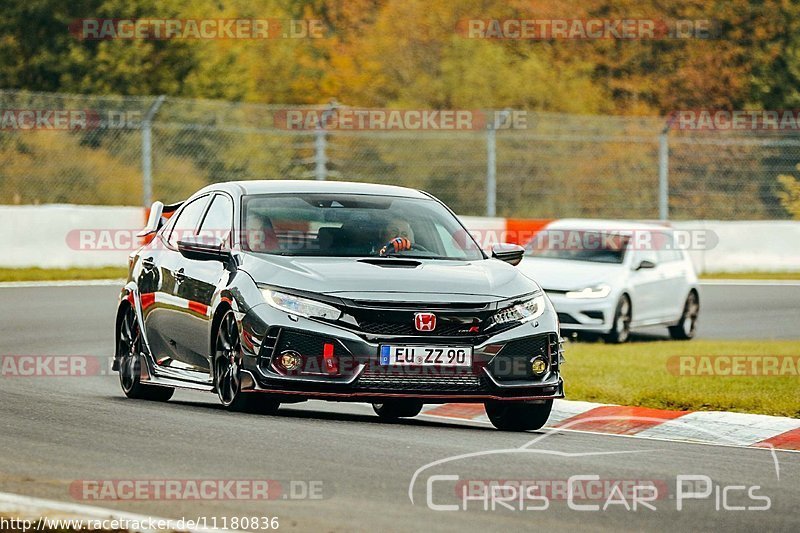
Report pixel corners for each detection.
[314,126,327,181]
[141,95,166,207]
[314,101,339,181]
[486,124,497,217]
[485,110,511,217]
[658,117,674,221]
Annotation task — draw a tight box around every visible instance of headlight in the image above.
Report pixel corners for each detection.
[565,284,611,299]
[262,289,342,320]
[488,294,547,327]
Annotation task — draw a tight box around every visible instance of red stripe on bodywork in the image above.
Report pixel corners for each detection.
[554,405,688,435]
[140,292,155,310]
[423,403,485,420]
[754,427,800,451]
[188,300,208,315]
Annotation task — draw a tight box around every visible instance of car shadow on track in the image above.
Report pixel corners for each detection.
[105,395,506,432]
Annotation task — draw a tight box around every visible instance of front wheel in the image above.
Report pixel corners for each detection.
[603,295,631,344]
[117,305,174,402]
[669,291,699,340]
[485,400,553,431]
[214,309,280,414]
[372,400,423,420]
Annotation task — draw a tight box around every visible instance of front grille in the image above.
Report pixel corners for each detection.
[359,321,467,336]
[341,298,493,339]
[357,370,488,392]
[356,360,488,392]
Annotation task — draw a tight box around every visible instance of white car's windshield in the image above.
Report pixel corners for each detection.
[242,193,484,260]
[525,230,629,264]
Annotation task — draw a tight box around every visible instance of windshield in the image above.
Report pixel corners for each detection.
[525,230,629,264]
[241,193,484,260]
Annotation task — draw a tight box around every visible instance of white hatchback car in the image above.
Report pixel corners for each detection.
[517,220,699,343]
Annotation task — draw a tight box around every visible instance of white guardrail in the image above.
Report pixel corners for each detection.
[1,205,798,273]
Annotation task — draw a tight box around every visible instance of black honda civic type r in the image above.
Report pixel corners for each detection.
[115,180,564,430]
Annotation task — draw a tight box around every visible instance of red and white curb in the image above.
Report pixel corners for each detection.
[419,400,800,452]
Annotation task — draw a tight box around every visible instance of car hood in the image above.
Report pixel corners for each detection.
[517,256,626,291]
[239,254,540,300]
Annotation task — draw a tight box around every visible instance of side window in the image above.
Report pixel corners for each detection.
[198,194,234,244]
[168,196,209,248]
[655,232,681,263]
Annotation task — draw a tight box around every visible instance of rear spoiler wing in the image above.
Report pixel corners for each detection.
[137,201,182,237]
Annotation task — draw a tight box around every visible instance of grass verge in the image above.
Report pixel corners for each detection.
[700,271,800,280]
[562,339,800,418]
[0,267,127,282]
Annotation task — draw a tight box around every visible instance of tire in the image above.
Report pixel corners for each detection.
[669,291,699,340]
[213,309,280,414]
[603,294,632,344]
[485,400,553,431]
[117,305,174,402]
[372,400,424,420]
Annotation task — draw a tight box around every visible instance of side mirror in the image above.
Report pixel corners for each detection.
[177,235,231,262]
[137,201,165,237]
[635,259,656,270]
[491,243,525,266]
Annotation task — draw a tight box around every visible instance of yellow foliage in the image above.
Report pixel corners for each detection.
[777,174,800,219]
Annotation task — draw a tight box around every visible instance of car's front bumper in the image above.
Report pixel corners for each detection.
[238,303,564,403]
[546,291,617,334]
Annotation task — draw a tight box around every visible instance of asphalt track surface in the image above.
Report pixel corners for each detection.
[0,284,798,532]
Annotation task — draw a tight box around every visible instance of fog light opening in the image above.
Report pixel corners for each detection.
[277,350,303,372]
[530,356,548,376]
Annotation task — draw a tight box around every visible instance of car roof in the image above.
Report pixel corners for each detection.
[196,180,430,199]
[545,218,672,232]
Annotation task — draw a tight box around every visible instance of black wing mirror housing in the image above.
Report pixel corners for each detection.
[635,259,657,270]
[491,243,525,266]
[177,235,232,262]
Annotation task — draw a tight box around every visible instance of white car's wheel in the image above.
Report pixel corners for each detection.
[669,291,699,340]
[604,295,631,344]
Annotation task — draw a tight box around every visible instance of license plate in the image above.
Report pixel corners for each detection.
[379,345,473,367]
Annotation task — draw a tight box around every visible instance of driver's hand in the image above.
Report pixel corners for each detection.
[379,237,412,256]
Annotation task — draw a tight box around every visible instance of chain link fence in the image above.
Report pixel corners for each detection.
[1,89,797,220]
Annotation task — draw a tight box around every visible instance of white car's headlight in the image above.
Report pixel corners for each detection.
[488,293,547,327]
[262,289,342,320]
[565,284,611,299]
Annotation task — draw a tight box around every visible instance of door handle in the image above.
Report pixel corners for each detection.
[174,268,186,282]
[142,257,155,270]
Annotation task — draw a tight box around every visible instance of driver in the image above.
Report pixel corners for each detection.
[378,218,415,256]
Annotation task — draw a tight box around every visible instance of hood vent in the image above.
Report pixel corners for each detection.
[357,258,421,268]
